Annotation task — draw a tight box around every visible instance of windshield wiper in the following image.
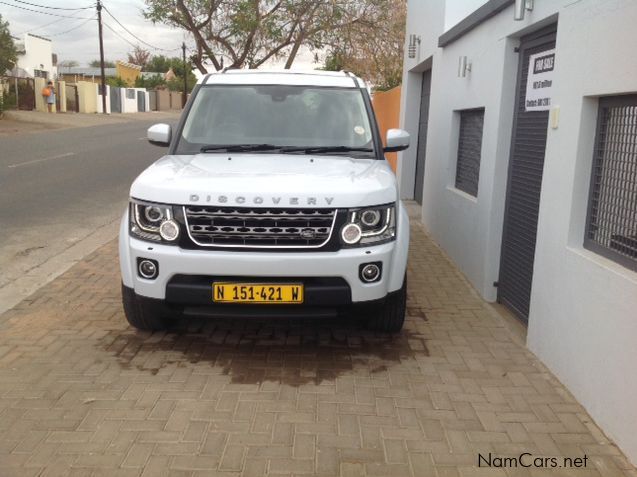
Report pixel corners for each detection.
[200,144,282,153]
[280,146,374,154]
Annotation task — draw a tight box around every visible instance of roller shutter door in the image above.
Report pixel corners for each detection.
[498,24,557,320]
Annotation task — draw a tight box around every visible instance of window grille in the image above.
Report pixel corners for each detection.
[455,108,485,197]
[585,95,637,271]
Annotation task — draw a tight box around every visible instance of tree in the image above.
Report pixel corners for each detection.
[146,55,184,75]
[135,73,166,89]
[58,60,79,69]
[0,14,18,75]
[90,59,116,68]
[143,0,384,74]
[136,55,196,92]
[106,76,127,87]
[127,45,151,68]
[322,0,406,91]
[146,55,195,82]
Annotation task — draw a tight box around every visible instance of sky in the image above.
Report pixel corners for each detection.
[1,0,317,70]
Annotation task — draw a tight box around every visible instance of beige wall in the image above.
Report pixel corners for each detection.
[57,80,66,113]
[34,77,47,112]
[77,81,97,114]
[169,91,183,110]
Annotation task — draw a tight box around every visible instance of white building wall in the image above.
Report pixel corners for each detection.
[401,0,637,465]
[397,0,445,200]
[17,34,54,79]
[528,1,637,464]
[96,85,112,114]
[122,88,138,113]
[444,0,488,30]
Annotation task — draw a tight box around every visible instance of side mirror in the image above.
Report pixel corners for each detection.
[384,129,410,152]
[147,123,171,147]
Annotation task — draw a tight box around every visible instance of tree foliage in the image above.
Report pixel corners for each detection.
[143,0,390,73]
[322,0,405,91]
[106,76,128,87]
[0,14,18,75]
[89,59,116,68]
[58,60,80,68]
[134,73,165,89]
[145,55,189,77]
[135,55,196,92]
[127,45,152,68]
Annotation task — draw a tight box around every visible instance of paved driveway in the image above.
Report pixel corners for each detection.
[0,223,634,477]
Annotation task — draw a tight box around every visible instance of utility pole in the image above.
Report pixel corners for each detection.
[97,0,107,114]
[182,42,187,108]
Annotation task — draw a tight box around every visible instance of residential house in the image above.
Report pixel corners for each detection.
[399,0,637,465]
[57,61,142,86]
[8,33,57,79]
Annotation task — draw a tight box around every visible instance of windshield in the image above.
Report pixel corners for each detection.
[176,85,375,156]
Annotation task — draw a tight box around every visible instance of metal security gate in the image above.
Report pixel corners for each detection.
[414,70,431,204]
[110,86,122,113]
[65,84,79,112]
[498,24,557,320]
[137,91,146,112]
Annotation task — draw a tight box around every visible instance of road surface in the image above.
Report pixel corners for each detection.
[0,114,180,313]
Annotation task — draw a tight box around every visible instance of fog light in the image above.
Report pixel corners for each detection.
[360,263,382,283]
[138,259,158,279]
[159,219,180,241]
[342,223,362,244]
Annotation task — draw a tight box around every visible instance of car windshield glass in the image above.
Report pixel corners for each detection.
[176,85,375,156]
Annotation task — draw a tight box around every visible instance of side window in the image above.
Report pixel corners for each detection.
[584,95,637,271]
[455,108,485,197]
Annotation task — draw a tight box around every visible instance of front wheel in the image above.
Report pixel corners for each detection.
[121,284,170,331]
[367,277,407,333]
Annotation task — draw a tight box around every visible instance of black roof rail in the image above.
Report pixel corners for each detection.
[342,70,360,87]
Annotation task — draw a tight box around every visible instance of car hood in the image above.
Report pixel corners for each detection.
[130,153,398,208]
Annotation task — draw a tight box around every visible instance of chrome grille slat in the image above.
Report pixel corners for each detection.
[184,206,337,248]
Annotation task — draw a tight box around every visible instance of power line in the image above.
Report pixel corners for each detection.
[10,0,95,10]
[0,1,93,19]
[47,16,96,37]
[102,21,138,49]
[15,10,86,36]
[101,4,180,52]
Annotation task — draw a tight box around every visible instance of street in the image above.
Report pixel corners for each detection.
[0,113,180,313]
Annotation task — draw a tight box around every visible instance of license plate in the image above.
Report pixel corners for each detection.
[212,283,304,304]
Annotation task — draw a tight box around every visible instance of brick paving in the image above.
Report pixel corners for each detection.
[0,222,635,477]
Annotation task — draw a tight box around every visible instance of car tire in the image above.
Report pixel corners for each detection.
[121,284,170,331]
[367,277,407,333]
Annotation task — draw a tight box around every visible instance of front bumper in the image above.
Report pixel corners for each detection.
[119,203,409,305]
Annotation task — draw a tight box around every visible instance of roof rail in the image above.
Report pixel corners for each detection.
[221,65,241,74]
[342,70,359,87]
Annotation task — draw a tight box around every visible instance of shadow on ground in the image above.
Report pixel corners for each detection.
[99,307,429,387]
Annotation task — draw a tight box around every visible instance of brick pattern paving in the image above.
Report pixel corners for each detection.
[0,223,635,476]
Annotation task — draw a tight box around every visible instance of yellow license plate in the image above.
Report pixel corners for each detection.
[212,283,304,304]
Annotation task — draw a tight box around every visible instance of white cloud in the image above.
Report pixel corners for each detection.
[3,0,183,65]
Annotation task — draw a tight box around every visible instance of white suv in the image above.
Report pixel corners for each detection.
[119,70,410,332]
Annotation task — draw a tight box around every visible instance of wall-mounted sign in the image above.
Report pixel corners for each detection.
[525,48,555,111]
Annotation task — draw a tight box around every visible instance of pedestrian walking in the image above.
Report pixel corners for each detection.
[42,81,56,113]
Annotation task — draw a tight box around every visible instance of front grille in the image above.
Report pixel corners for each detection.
[184,206,337,248]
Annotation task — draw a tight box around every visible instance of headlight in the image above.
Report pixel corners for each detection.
[340,204,396,246]
[130,200,179,243]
